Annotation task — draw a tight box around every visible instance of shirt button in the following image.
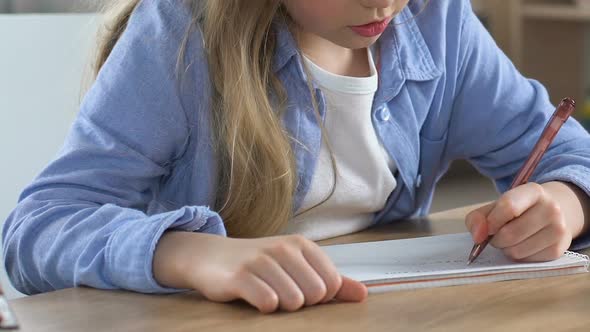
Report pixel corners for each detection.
[377,106,391,122]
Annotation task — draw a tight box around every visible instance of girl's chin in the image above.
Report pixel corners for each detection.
[340,36,380,49]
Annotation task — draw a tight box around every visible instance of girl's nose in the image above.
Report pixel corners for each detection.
[360,0,395,9]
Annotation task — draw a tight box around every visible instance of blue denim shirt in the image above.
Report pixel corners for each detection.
[4,0,590,295]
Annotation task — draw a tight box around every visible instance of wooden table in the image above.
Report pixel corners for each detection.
[9,204,590,331]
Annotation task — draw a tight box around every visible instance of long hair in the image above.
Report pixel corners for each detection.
[92,0,298,238]
[89,0,430,238]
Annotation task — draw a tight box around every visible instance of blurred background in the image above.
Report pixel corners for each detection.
[0,0,101,12]
[1,0,590,299]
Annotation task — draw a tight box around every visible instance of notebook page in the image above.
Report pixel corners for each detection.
[321,233,589,283]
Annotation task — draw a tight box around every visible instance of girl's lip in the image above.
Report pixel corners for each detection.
[349,17,393,37]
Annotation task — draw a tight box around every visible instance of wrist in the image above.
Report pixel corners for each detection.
[153,231,233,292]
[153,231,200,290]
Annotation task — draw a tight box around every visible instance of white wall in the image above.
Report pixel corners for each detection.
[0,14,99,299]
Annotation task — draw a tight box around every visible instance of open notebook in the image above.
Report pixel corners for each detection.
[321,233,589,293]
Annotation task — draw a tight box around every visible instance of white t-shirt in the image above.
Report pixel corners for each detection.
[285,47,397,241]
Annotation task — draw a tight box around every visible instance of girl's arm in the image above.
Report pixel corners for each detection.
[443,0,590,252]
[2,0,221,295]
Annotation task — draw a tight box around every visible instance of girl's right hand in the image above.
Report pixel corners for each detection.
[153,232,367,313]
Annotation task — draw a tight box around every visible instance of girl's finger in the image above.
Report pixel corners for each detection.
[465,203,494,244]
[272,247,330,306]
[301,244,344,303]
[491,203,552,249]
[251,255,305,312]
[519,243,570,262]
[334,276,368,302]
[486,183,545,235]
[502,225,565,261]
[234,272,279,314]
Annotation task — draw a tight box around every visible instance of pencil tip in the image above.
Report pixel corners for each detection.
[467,243,480,265]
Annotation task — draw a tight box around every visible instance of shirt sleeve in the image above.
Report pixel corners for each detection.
[446,0,590,250]
[2,0,225,295]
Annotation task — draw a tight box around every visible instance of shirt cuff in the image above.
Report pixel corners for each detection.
[107,205,225,293]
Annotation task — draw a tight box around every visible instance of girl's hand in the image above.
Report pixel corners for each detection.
[465,182,588,262]
[153,232,367,313]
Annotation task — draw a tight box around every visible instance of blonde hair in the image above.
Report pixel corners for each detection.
[90,0,431,238]
[92,0,301,238]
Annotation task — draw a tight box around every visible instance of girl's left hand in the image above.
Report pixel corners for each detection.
[465,181,587,262]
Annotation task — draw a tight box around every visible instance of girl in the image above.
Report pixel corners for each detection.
[4,0,590,313]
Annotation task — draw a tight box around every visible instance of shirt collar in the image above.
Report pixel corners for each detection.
[271,6,442,84]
